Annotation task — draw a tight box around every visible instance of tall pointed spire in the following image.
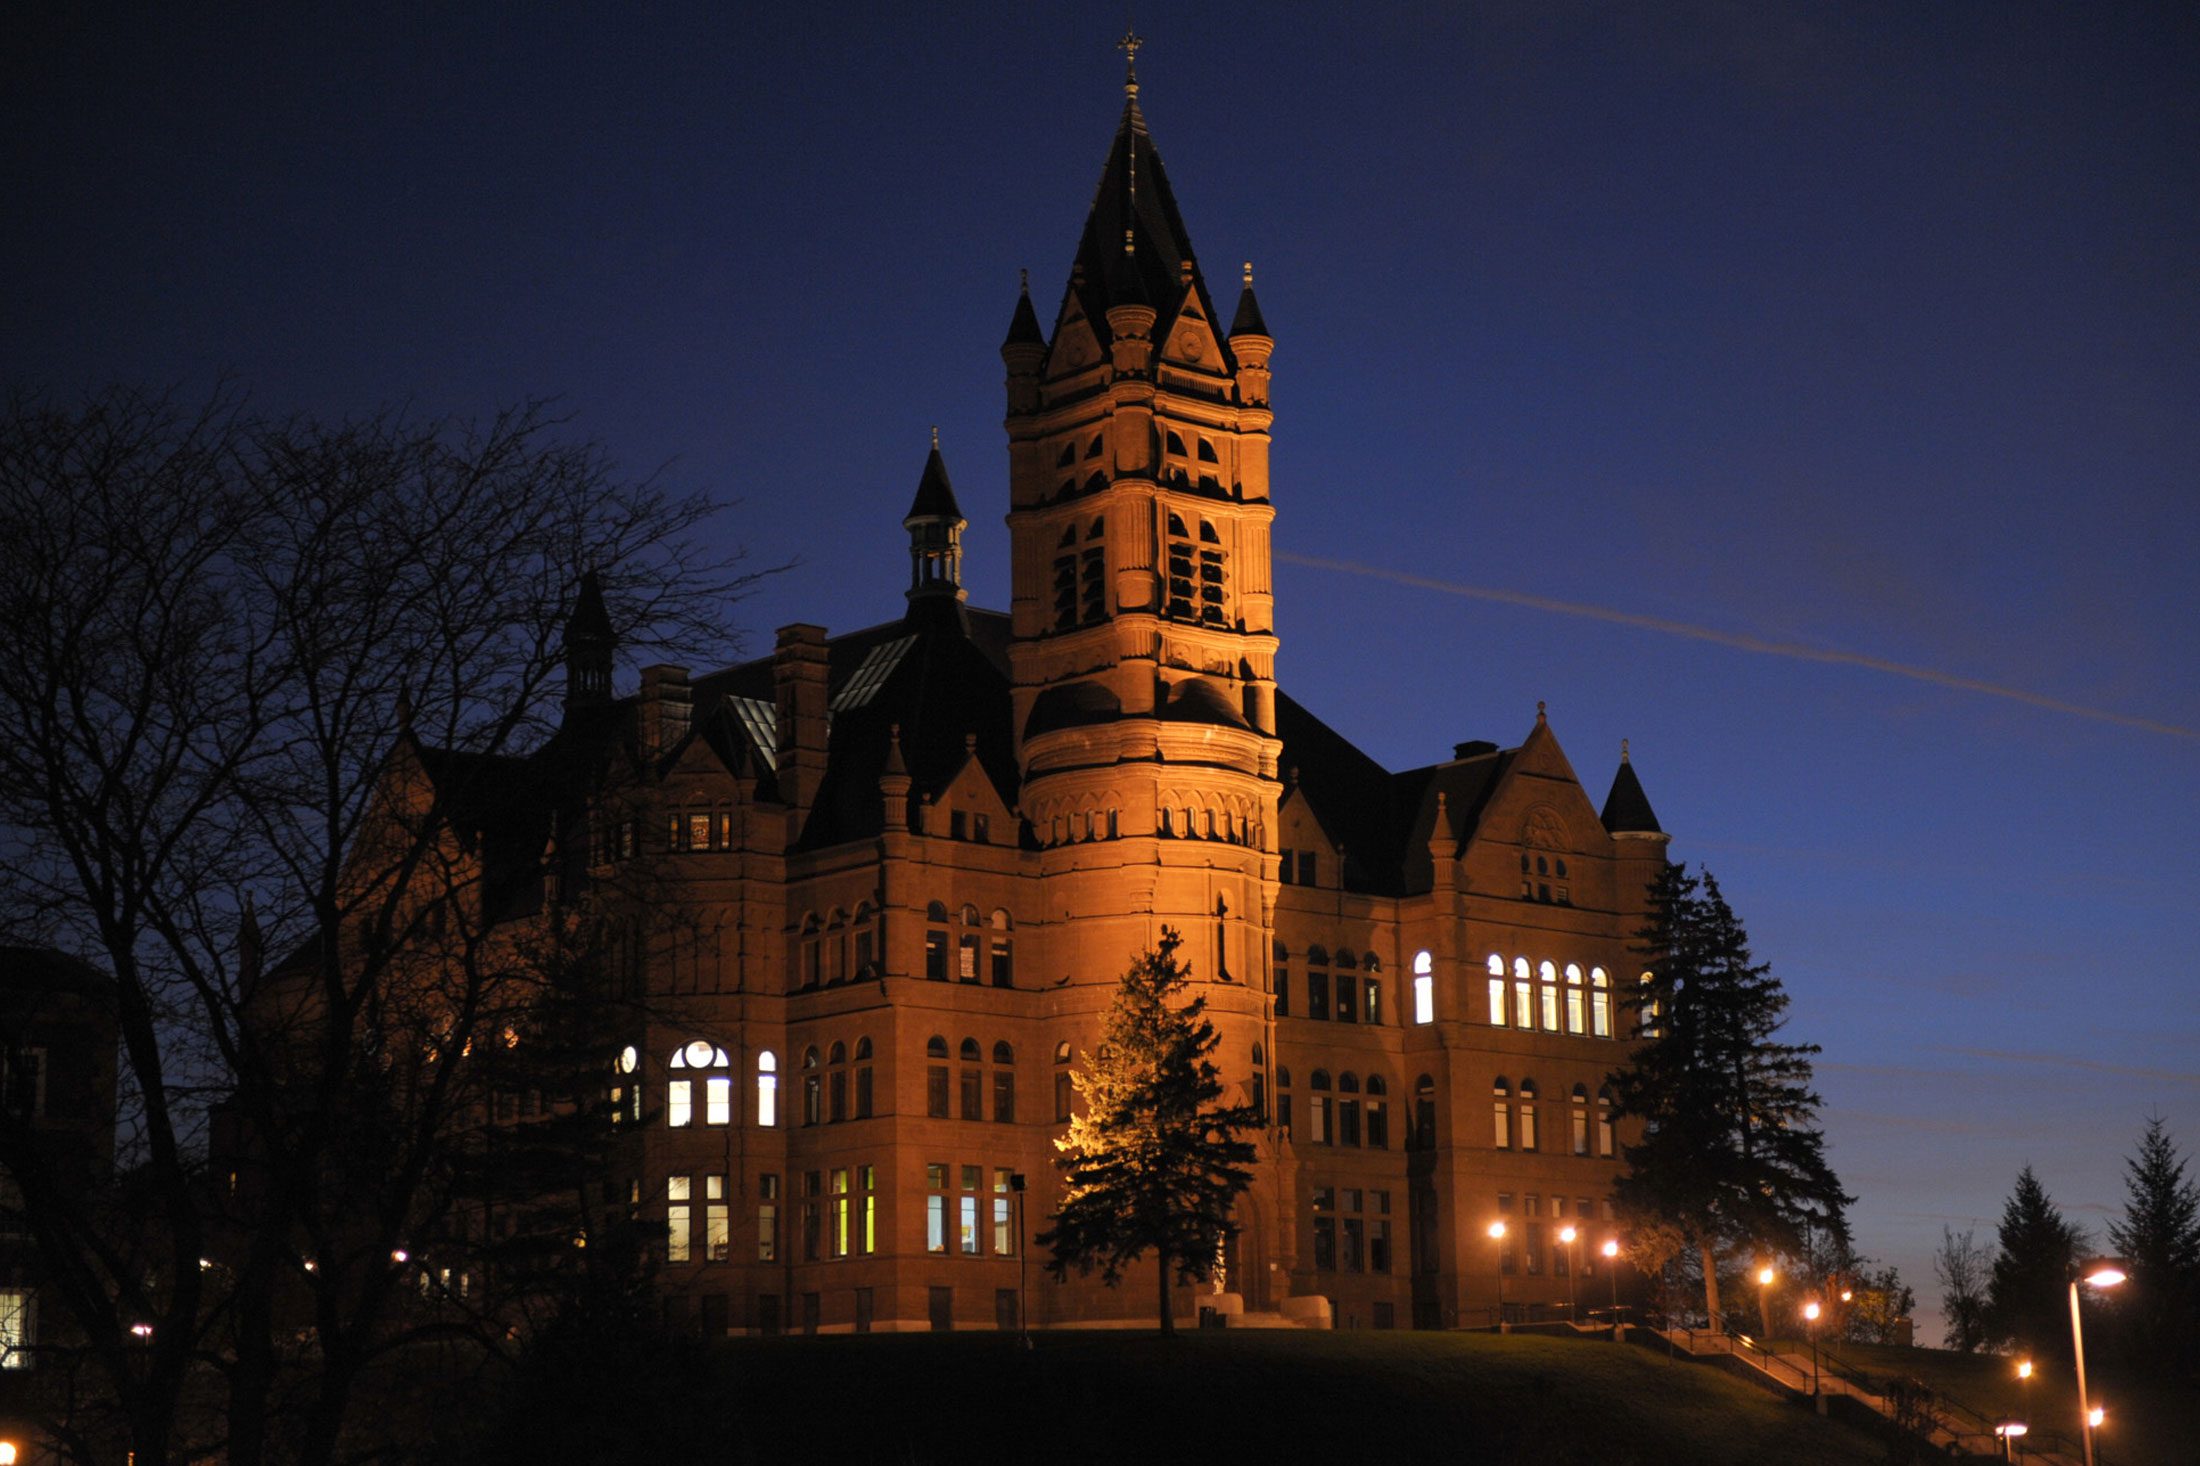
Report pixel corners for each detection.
[904,433,967,610]
[562,569,614,710]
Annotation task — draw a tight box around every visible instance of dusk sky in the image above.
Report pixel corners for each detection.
[8,3,2196,1341]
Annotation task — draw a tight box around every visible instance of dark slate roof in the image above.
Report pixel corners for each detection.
[1600,752,1663,834]
[412,739,558,923]
[564,569,613,643]
[904,444,964,524]
[1230,282,1269,338]
[1056,96,1236,375]
[0,945,113,994]
[1002,282,1044,348]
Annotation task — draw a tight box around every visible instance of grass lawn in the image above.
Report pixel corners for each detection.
[683,1329,1893,1465]
[1764,1338,2193,1466]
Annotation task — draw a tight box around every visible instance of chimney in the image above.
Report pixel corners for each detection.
[637,664,692,759]
[773,624,831,816]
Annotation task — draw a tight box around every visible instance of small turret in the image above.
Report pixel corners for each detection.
[904,430,967,608]
[1229,261,1273,407]
[562,570,614,711]
[1001,269,1046,412]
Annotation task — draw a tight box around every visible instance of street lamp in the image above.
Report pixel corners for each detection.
[1010,1172,1030,1349]
[1601,1238,1623,1341]
[1996,1422,2029,1463]
[2016,1359,2034,1461]
[2069,1258,2125,1466]
[1802,1299,1823,1412]
[1488,1221,1509,1333]
[1559,1225,1580,1325]
[1754,1260,1776,1340]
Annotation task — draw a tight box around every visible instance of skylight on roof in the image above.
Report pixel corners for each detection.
[729,696,779,770]
[832,635,917,712]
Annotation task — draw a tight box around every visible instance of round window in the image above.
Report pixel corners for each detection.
[683,1039,717,1069]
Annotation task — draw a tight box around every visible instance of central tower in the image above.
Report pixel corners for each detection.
[998,57,1282,1004]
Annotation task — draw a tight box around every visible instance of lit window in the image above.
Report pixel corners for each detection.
[993,1169,1016,1255]
[667,1176,692,1263]
[1539,962,1560,1032]
[926,1164,948,1253]
[1518,1081,1540,1151]
[757,1050,778,1127]
[686,812,711,850]
[959,1166,981,1254]
[830,1169,850,1258]
[667,1079,692,1128]
[1487,953,1506,1026]
[1591,968,1611,1037]
[1565,964,1585,1035]
[706,1076,731,1126]
[861,1166,878,1254]
[706,1175,729,1261]
[1412,950,1434,1025]
[0,1288,32,1369]
[758,1175,779,1262]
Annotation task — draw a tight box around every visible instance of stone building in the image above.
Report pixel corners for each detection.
[420,70,1671,1337]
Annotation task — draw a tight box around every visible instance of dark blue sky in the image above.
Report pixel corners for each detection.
[8,2,2197,1339]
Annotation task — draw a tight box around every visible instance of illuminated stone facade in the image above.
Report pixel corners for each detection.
[516,84,1670,1336]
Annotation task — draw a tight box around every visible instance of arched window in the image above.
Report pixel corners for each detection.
[668,1039,730,1128]
[1274,941,1291,1018]
[825,909,847,984]
[1277,1066,1294,1134]
[1565,963,1585,1034]
[1513,958,1533,1035]
[957,931,980,983]
[853,901,878,977]
[990,909,1014,987]
[1597,1086,1615,1158]
[1570,1084,1590,1155]
[801,1046,822,1126]
[992,1040,1015,1123]
[1054,1040,1074,1123]
[1487,953,1507,1026]
[1365,1074,1389,1148]
[828,1041,848,1122]
[854,1037,874,1118]
[1414,1075,1436,1148]
[1413,949,1434,1024]
[1337,1072,1361,1146]
[1306,946,1331,1024]
[1538,961,1559,1031]
[799,913,822,989]
[1591,967,1611,1038]
[1493,1077,1512,1149]
[757,1049,779,1128]
[1251,1042,1267,1118]
[926,1036,949,1118]
[925,903,950,981]
[958,1038,982,1120]
[1308,1070,1333,1145]
[960,903,981,927]
[1517,1079,1540,1151]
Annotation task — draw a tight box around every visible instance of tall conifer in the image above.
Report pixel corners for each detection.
[1610,863,1849,1326]
[2106,1117,2200,1375]
[1040,928,1260,1334]
[1985,1166,2087,1358]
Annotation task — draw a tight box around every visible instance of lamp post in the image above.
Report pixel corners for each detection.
[2069,1259,2125,1466]
[1802,1299,1823,1412]
[1559,1225,1580,1326]
[1602,1238,1623,1341]
[2015,1359,2033,1461]
[1488,1221,1509,1333]
[1754,1261,1776,1341]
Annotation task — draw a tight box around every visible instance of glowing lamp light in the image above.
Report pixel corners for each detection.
[2088,1407,2105,1428]
[1757,1265,1775,1286]
[1487,1221,1508,1240]
[390,1248,409,1264]
[0,1439,19,1464]
[2017,1360,2034,1380]
[2082,1265,2126,1289]
[1601,1239,1620,1259]
[1559,1225,1578,1245]
[1840,1289,1853,1302]
[129,1322,153,1339]
[1803,1301,1821,1322]
[1996,1423,2030,1439]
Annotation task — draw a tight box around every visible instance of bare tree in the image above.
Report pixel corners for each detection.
[1932,1224,1995,1353]
[0,385,763,1464]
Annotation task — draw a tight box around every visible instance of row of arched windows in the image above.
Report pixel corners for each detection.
[1274,943,1385,1024]
[1493,1078,1614,1157]
[924,902,1013,986]
[796,904,877,988]
[1486,955,1614,1037]
[1275,1068,1392,1148]
[925,1035,1015,1123]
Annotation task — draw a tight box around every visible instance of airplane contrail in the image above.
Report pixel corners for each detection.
[1277,550,2200,742]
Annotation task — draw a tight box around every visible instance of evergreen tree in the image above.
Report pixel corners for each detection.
[2105,1117,2200,1377]
[1040,928,1260,1334]
[1985,1166,2087,1359]
[1609,863,1849,1327]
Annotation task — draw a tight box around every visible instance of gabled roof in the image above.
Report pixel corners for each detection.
[1055,94,1236,375]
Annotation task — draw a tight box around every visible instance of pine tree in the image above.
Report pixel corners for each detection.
[1985,1166,2087,1359]
[2105,1117,2200,1376]
[1039,928,1260,1334]
[1609,863,1850,1328]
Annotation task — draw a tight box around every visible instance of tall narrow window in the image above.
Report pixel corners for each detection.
[990,910,1014,987]
[1493,1078,1512,1149]
[926,1036,949,1118]
[926,1163,947,1253]
[1414,1075,1436,1148]
[993,1168,1016,1255]
[1487,953,1507,1026]
[802,1047,822,1126]
[1518,1080,1540,1151]
[959,1165,981,1254]
[1539,961,1560,1031]
[1334,950,1358,1022]
[1275,943,1291,1017]
[830,1169,850,1258]
[1277,1067,1293,1135]
[1570,1084,1590,1155]
[705,1175,729,1262]
[1338,1072,1362,1146]
[668,1078,693,1128]
[1307,946,1330,1023]
[1565,964,1586,1034]
[1413,950,1434,1024]
[828,1041,848,1122]
[860,1165,878,1254]
[959,1038,982,1119]
[706,1073,731,1126]
[756,1049,779,1127]
[1054,1040,1073,1122]
[1365,1075,1388,1148]
[1597,1086,1615,1158]
[992,1041,1016,1122]
[925,902,950,980]
[854,1037,874,1118]
[1591,967,1612,1038]
[1308,1070,1332,1145]
[1514,958,1533,1037]
[757,1174,779,1262]
[667,1176,692,1263]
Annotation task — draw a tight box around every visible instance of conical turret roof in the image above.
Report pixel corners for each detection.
[1600,746,1663,834]
[565,569,613,643]
[904,441,963,525]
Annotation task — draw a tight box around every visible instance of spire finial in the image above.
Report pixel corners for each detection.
[1536,699,1547,723]
[1243,260,1253,287]
[1019,266,1029,293]
[1118,28,1143,97]
[930,424,939,450]
[1123,227,1135,257]
[1621,737,1631,763]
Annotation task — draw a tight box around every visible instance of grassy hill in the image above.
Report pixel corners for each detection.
[640,1330,1895,1465]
